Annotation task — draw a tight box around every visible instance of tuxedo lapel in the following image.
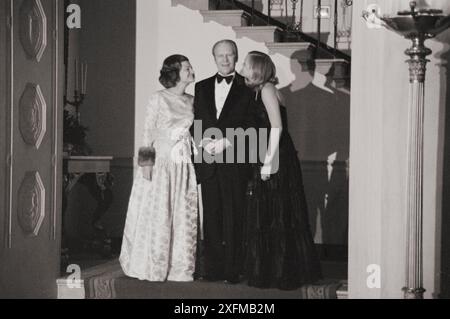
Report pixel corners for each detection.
[204,76,217,121]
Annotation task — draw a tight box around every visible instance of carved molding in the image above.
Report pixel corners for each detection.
[19,0,47,62]
[51,0,60,241]
[407,58,428,83]
[17,171,46,237]
[19,83,47,149]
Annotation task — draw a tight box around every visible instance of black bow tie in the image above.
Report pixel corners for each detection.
[217,74,234,84]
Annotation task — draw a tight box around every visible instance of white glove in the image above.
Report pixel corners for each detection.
[213,138,232,155]
[201,138,231,155]
[260,164,272,181]
[142,165,153,181]
[201,138,216,155]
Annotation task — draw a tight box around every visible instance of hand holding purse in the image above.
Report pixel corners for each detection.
[138,146,156,167]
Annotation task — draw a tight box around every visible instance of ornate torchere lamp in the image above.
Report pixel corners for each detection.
[363,1,450,299]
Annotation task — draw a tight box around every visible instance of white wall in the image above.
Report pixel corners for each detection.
[349,0,449,299]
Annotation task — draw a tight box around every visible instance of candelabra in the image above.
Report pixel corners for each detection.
[65,60,88,124]
[65,90,85,125]
[363,1,450,299]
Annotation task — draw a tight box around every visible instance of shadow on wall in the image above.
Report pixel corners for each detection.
[279,50,350,246]
[438,32,450,299]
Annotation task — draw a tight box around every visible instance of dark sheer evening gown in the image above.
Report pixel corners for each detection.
[244,92,322,290]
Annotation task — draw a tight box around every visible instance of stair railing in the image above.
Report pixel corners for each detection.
[218,0,351,62]
[316,0,322,58]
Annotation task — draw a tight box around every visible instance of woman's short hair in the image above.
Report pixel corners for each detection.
[246,51,279,88]
[159,54,189,89]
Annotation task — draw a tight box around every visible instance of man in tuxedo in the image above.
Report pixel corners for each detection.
[192,40,254,283]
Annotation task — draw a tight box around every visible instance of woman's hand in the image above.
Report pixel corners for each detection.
[142,165,154,181]
[260,164,272,182]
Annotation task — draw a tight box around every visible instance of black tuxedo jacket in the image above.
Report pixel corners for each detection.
[191,73,255,183]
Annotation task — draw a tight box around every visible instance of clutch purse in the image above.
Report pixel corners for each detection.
[138,146,156,167]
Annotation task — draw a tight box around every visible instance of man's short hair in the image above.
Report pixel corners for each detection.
[212,39,239,62]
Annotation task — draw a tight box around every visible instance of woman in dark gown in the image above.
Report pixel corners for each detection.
[241,51,322,290]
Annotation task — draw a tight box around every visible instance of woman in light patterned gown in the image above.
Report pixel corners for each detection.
[120,55,198,282]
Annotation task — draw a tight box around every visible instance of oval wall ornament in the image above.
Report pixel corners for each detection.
[19,0,47,62]
[19,83,47,149]
[18,171,46,237]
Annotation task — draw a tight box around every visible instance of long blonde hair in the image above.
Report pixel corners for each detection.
[245,51,279,89]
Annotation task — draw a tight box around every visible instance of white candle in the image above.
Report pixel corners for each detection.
[83,63,88,94]
[75,59,79,92]
[81,63,84,94]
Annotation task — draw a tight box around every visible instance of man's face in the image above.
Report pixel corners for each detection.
[213,42,237,76]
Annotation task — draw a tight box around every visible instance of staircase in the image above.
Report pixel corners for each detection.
[336,281,348,299]
[172,0,351,88]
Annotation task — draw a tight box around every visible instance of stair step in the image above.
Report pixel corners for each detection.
[57,278,85,299]
[171,0,209,11]
[200,10,250,27]
[57,259,121,299]
[315,59,339,75]
[58,258,347,299]
[337,36,351,51]
[266,42,315,59]
[336,281,348,299]
[233,26,283,43]
[315,59,350,88]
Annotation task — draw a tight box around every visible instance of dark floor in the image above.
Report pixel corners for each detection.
[60,237,122,276]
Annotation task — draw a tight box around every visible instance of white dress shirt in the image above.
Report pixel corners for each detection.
[214,73,235,119]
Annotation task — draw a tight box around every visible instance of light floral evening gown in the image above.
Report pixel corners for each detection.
[119,90,198,282]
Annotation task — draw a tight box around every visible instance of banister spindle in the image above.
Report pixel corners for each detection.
[299,0,304,32]
[317,0,322,58]
[251,0,255,26]
[334,0,338,57]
